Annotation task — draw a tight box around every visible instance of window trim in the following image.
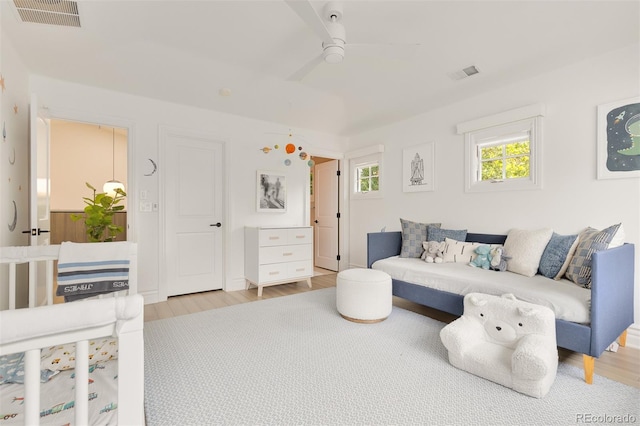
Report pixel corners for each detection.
[460,105,544,193]
[347,146,384,200]
[354,161,379,194]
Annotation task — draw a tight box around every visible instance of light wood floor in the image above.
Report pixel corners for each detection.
[145,273,640,389]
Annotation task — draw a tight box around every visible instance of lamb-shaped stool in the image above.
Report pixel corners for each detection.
[440,293,558,398]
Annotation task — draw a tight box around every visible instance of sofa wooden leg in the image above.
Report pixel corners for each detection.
[583,355,594,384]
[619,329,628,347]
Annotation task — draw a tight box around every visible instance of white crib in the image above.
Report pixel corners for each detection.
[0,244,144,425]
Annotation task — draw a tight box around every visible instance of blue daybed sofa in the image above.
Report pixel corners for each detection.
[367,231,635,384]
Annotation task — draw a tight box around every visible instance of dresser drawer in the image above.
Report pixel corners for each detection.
[258,264,288,283]
[259,244,312,265]
[288,260,313,279]
[259,229,289,247]
[286,227,313,245]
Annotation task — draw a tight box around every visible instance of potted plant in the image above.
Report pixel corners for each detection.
[71,182,127,242]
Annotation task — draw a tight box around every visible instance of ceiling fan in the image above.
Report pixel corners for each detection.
[284,0,419,81]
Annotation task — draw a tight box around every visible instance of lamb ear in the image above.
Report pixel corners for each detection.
[468,295,487,306]
[517,307,537,317]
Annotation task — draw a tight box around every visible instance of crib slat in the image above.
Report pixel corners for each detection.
[28,261,36,308]
[9,262,16,310]
[24,349,41,425]
[75,340,89,424]
[46,259,54,306]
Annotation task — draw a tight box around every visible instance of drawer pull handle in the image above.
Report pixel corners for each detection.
[269,236,280,240]
[269,271,280,276]
[295,235,305,239]
[282,252,293,256]
[295,268,305,272]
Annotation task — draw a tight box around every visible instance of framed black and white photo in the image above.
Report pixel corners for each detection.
[403,142,435,192]
[257,170,287,212]
[597,97,640,179]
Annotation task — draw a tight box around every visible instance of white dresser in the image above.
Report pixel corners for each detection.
[244,226,313,296]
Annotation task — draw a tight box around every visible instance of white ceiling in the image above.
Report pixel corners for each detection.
[2,0,639,136]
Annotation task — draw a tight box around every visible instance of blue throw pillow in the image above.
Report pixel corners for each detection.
[538,232,579,279]
[566,224,621,288]
[427,225,467,243]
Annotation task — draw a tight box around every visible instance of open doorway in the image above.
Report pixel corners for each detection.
[48,120,128,245]
[310,156,340,274]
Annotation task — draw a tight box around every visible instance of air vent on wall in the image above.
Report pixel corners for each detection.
[448,65,480,81]
[12,0,80,27]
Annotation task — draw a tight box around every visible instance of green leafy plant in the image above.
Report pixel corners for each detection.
[71,182,127,242]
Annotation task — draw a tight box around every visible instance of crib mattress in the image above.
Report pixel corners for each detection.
[0,360,118,425]
[372,257,591,324]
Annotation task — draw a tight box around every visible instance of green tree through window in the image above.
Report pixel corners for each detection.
[356,164,379,192]
[480,141,530,181]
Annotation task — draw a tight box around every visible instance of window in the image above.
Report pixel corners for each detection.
[478,135,530,182]
[347,145,384,199]
[459,105,544,193]
[356,162,379,193]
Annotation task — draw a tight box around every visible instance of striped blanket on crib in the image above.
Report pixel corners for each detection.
[56,241,130,302]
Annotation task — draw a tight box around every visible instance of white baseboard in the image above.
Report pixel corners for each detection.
[623,324,640,349]
[225,277,247,292]
[141,290,159,305]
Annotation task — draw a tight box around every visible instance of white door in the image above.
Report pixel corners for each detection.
[164,131,224,296]
[314,160,339,271]
[28,94,52,306]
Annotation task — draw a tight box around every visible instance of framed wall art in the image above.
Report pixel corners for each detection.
[597,97,640,179]
[402,142,435,192]
[257,170,286,212]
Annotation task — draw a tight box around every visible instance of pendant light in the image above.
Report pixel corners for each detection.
[103,127,125,197]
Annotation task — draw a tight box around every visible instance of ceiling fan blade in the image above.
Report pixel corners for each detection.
[284,0,334,45]
[346,43,420,61]
[287,53,325,81]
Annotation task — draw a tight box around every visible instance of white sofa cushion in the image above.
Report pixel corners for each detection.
[371,257,591,324]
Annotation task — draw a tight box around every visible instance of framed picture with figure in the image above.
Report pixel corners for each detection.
[257,170,287,212]
[597,97,640,179]
[403,142,435,192]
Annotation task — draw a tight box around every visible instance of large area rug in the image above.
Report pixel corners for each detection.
[144,288,639,425]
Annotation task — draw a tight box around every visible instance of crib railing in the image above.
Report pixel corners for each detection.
[0,294,145,425]
[0,243,143,425]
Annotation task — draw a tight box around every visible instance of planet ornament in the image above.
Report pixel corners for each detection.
[285,143,296,154]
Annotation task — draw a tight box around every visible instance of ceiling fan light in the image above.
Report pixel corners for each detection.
[323,45,344,64]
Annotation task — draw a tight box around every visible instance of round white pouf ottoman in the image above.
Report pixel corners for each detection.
[336,268,392,323]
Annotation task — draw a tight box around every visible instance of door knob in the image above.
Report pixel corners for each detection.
[210,222,222,227]
[314,220,319,223]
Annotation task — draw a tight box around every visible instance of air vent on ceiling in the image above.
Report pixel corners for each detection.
[448,65,480,81]
[12,0,80,27]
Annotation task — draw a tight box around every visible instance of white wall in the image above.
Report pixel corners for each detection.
[28,75,346,301]
[0,32,31,308]
[347,44,640,341]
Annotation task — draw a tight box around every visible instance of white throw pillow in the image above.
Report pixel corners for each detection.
[609,223,625,249]
[442,238,483,263]
[503,228,553,277]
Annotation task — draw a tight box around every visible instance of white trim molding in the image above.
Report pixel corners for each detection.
[457,103,546,134]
